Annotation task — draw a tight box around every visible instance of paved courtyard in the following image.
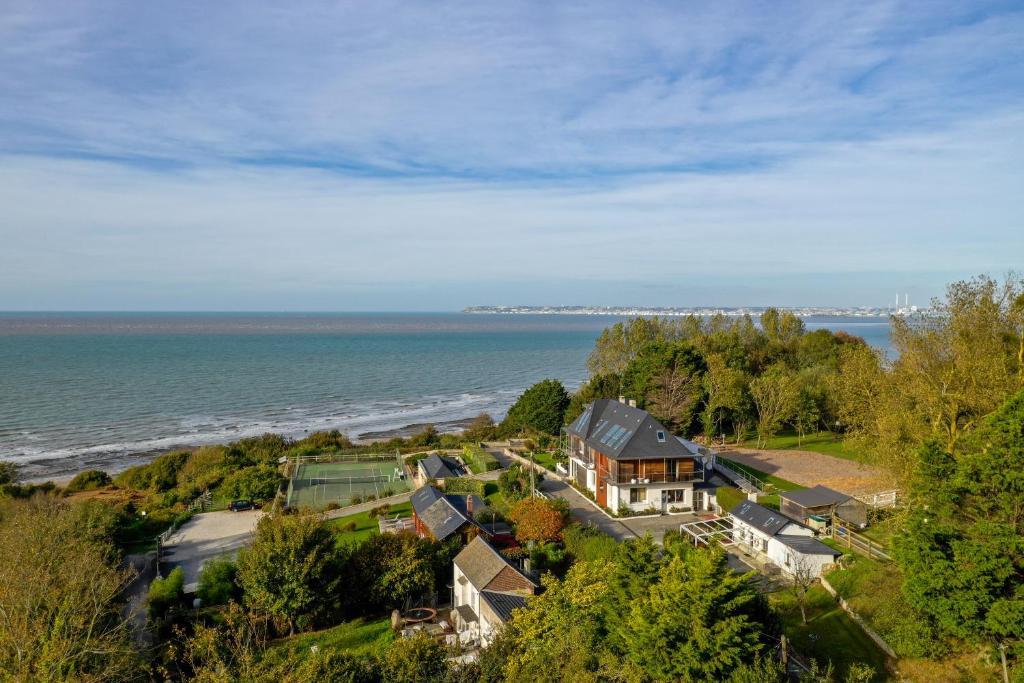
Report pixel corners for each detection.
[161,509,263,591]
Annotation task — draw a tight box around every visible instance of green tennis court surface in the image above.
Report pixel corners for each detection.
[286,460,410,510]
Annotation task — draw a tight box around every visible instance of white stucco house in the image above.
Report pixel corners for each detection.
[729,500,841,577]
[451,536,537,648]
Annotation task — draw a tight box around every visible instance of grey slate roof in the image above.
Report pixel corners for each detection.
[730,501,793,536]
[776,535,842,557]
[566,399,694,461]
[480,590,529,624]
[780,485,851,509]
[419,453,463,480]
[454,536,538,591]
[412,486,485,541]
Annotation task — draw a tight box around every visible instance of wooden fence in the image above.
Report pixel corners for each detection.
[830,519,891,561]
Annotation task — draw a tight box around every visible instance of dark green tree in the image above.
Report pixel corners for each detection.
[565,373,621,425]
[623,545,765,681]
[500,379,570,435]
[894,390,1024,669]
[236,512,342,634]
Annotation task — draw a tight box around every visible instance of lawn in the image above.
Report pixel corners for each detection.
[483,482,509,513]
[737,430,870,464]
[769,585,890,680]
[267,617,394,659]
[326,501,412,544]
[530,450,562,472]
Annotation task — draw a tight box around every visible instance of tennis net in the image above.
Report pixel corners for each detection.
[309,475,390,486]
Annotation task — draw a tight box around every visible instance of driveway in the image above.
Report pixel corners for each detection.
[161,509,263,591]
[537,478,637,542]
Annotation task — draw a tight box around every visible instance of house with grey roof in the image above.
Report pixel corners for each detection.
[564,398,715,515]
[729,500,841,577]
[779,485,868,528]
[416,453,467,485]
[451,536,537,647]
[410,485,488,542]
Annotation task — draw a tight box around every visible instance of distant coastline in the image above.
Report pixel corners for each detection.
[463,305,908,317]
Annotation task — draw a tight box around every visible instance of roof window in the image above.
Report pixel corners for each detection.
[656,430,666,443]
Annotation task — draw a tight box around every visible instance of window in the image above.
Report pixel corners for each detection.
[656,430,666,443]
[630,488,646,504]
[664,489,687,504]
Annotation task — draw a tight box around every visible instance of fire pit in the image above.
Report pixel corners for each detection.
[402,607,437,624]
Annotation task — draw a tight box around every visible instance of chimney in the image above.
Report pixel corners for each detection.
[629,399,637,408]
[466,495,474,515]
[618,395,626,404]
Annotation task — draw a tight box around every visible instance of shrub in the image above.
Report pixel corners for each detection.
[324,502,341,511]
[368,504,391,519]
[147,567,185,620]
[65,469,112,493]
[563,523,617,563]
[350,494,363,505]
[341,521,358,533]
[114,450,190,493]
[197,558,239,606]
[218,465,282,501]
[0,461,19,485]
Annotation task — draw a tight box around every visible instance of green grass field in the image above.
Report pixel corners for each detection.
[736,430,870,464]
[267,617,394,660]
[769,586,890,680]
[530,450,561,471]
[326,501,413,544]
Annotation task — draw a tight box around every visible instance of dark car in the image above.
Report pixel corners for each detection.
[228,499,256,512]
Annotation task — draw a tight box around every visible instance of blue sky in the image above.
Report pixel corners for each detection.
[1,1,1022,310]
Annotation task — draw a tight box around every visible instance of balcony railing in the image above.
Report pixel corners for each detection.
[601,470,704,485]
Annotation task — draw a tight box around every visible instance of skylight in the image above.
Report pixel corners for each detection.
[656,430,665,443]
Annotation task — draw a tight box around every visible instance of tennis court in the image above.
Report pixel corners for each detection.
[286,459,410,509]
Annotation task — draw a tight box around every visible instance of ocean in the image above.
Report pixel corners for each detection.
[0,312,892,479]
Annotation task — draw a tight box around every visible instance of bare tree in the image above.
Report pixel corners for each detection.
[787,554,818,625]
[647,364,702,432]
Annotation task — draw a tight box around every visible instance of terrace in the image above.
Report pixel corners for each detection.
[597,458,703,485]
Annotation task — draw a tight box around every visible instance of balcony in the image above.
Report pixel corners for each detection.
[601,470,704,485]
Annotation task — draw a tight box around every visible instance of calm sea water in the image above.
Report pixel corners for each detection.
[0,313,892,479]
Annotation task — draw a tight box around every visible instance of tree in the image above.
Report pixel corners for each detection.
[702,355,749,442]
[507,497,568,544]
[633,344,706,434]
[749,364,799,448]
[0,497,141,681]
[236,512,342,634]
[462,412,497,442]
[587,316,690,376]
[379,631,449,683]
[622,545,765,681]
[147,566,185,620]
[895,391,1024,668]
[787,556,817,625]
[198,557,240,607]
[500,379,570,435]
[837,274,1024,478]
[219,465,282,501]
[503,561,618,682]
[793,386,821,446]
[565,373,621,425]
[346,532,435,613]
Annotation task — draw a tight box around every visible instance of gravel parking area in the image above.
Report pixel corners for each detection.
[719,447,893,495]
[161,510,263,591]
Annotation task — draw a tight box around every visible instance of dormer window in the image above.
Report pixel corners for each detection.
[656,430,666,443]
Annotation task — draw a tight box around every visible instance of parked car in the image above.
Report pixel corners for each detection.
[228,499,256,512]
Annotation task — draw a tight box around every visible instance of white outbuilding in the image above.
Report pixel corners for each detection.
[729,500,841,577]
